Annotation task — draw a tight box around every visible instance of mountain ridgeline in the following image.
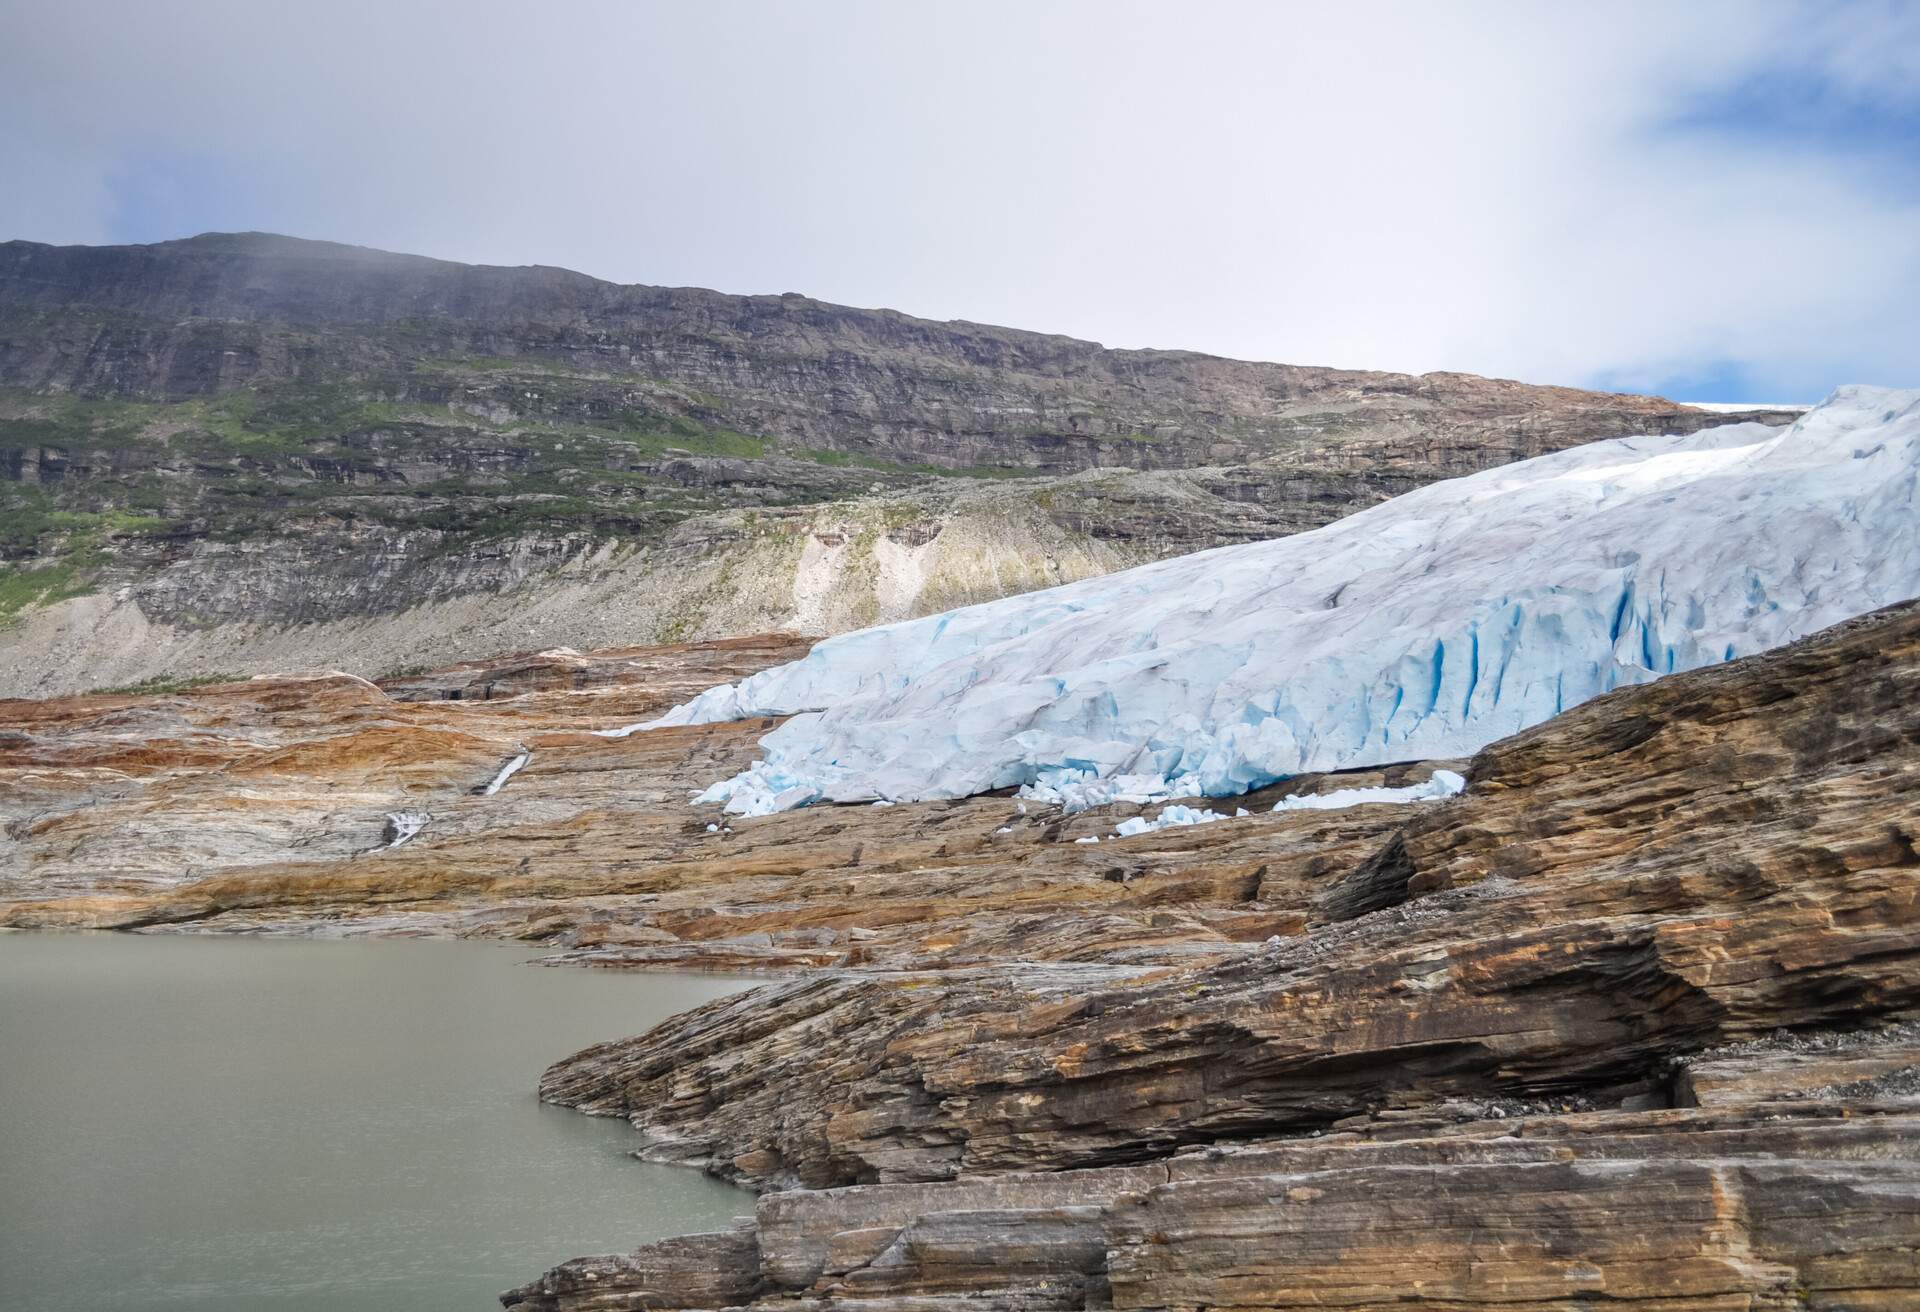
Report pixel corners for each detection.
[0,232,1794,696]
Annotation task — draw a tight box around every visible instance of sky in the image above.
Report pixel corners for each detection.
[2,1,1916,402]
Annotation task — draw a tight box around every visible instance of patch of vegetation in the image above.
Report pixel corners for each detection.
[796,447,1036,479]
[423,355,524,372]
[1,370,1055,569]
[0,561,96,619]
[176,385,365,455]
[0,393,155,452]
[86,672,242,696]
[0,482,168,556]
[582,411,767,460]
[373,662,433,681]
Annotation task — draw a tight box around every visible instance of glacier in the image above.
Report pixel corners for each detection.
[620,386,1919,816]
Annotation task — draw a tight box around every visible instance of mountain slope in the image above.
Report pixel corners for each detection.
[0,232,1793,696]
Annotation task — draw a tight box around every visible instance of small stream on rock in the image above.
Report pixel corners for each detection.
[0,932,754,1310]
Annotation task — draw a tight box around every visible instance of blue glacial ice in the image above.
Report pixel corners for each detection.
[617,386,1920,815]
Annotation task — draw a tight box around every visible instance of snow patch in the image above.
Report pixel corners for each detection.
[1017,770,1206,813]
[1100,774,1456,841]
[481,750,530,796]
[1270,769,1467,813]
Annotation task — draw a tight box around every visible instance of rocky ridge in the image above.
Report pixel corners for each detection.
[0,233,1796,696]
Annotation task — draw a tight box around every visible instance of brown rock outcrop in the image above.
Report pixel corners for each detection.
[533,603,1920,1190]
[501,603,1920,1308]
[503,1104,1920,1311]
[0,630,1424,967]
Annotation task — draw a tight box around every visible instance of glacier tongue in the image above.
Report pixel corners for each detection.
[637,386,1920,816]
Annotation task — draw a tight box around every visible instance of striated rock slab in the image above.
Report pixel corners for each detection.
[1,630,1445,971]
[1105,1157,1920,1311]
[534,605,1920,1190]
[1674,1026,1920,1108]
[501,1224,759,1311]
[503,1105,1920,1310]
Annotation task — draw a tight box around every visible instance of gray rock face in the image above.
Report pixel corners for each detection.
[0,233,1797,696]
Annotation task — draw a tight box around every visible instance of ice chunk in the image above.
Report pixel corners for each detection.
[1271,769,1467,813]
[1111,803,1236,839]
[630,388,1918,815]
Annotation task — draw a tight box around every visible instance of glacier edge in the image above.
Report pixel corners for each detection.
[615,386,1920,817]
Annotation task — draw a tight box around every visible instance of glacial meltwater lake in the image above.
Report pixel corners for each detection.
[0,932,755,1311]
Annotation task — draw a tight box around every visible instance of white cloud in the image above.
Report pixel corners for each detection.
[0,0,1913,398]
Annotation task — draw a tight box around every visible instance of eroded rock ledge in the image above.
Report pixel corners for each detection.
[506,1100,1920,1311]
[513,602,1920,1308]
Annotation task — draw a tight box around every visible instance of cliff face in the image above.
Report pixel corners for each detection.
[0,233,1794,697]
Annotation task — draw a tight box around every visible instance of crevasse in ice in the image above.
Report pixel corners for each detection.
[612,386,1919,815]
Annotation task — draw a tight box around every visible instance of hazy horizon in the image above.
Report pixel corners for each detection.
[6,1,1917,402]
